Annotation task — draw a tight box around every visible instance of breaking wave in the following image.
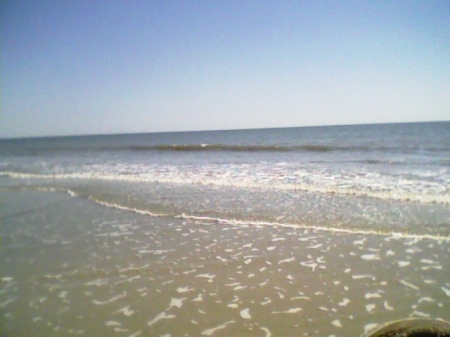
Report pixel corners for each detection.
[3,143,450,155]
[1,170,449,205]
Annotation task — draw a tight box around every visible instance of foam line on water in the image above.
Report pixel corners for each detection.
[177,214,450,242]
[90,198,450,242]
[2,170,450,205]
[7,181,450,243]
[88,197,169,217]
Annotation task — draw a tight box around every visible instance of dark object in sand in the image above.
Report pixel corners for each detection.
[363,319,450,337]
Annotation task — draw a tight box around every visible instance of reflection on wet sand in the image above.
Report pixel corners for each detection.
[1,190,449,336]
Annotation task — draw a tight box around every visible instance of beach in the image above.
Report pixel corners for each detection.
[1,189,449,336]
[1,123,449,336]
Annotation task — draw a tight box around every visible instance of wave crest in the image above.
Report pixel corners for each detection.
[2,143,449,155]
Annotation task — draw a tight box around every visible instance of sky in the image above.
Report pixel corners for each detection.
[1,0,450,138]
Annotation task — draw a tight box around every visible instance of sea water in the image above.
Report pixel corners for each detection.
[2,122,449,236]
[1,122,449,336]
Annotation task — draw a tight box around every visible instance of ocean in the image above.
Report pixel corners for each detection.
[1,121,449,336]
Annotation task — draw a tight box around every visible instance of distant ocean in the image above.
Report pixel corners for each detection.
[1,121,449,237]
[1,122,450,336]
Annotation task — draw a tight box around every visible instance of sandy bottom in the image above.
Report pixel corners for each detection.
[1,190,449,337]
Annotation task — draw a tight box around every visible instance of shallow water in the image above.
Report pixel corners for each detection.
[1,190,449,336]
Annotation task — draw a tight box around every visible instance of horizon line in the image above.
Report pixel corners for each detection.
[1,120,448,141]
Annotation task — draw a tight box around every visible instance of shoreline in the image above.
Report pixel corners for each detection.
[2,183,450,242]
[1,189,449,336]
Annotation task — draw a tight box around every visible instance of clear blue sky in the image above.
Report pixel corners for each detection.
[2,0,450,138]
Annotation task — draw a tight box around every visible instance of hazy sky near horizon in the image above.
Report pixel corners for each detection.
[2,1,450,138]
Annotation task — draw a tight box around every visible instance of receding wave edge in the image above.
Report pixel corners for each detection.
[21,187,450,242]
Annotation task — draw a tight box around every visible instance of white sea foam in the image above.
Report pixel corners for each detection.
[126,331,142,337]
[411,311,430,318]
[383,301,394,311]
[361,254,380,261]
[386,250,395,256]
[67,189,78,197]
[176,287,194,293]
[260,327,272,337]
[234,285,247,291]
[421,265,442,270]
[261,298,272,305]
[354,238,366,245]
[115,306,134,317]
[352,274,376,281]
[364,323,379,334]
[201,321,234,336]
[147,312,176,326]
[421,259,436,264]
[365,304,376,313]
[137,249,174,254]
[169,298,185,309]
[58,291,68,299]
[331,320,342,328]
[225,282,240,287]
[196,273,216,282]
[399,280,420,291]
[418,297,435,303]
[106,320,121,326]
[365,292,381,299]
[338,298,350,306]
[300,261,318,271]
[0,298,15,308]
[7,172,450,242]
[271,237,286,242]
[398,261,411,267]
[278,257,295,264]
[273,308,302,314]
[90,198,168,217]
[119,213,450,243]
[239,308,251,319]
[441,286,450,297]
[92,292,126,305]
[5,164,450,205]
[291,296,310,301]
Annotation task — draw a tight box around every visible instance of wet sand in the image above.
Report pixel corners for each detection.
[1,190,449,336]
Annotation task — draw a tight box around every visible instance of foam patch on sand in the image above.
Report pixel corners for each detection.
[93,292,126,305]
[239,308,251,319]
[201,321,235,336]
[147,312,176,326]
